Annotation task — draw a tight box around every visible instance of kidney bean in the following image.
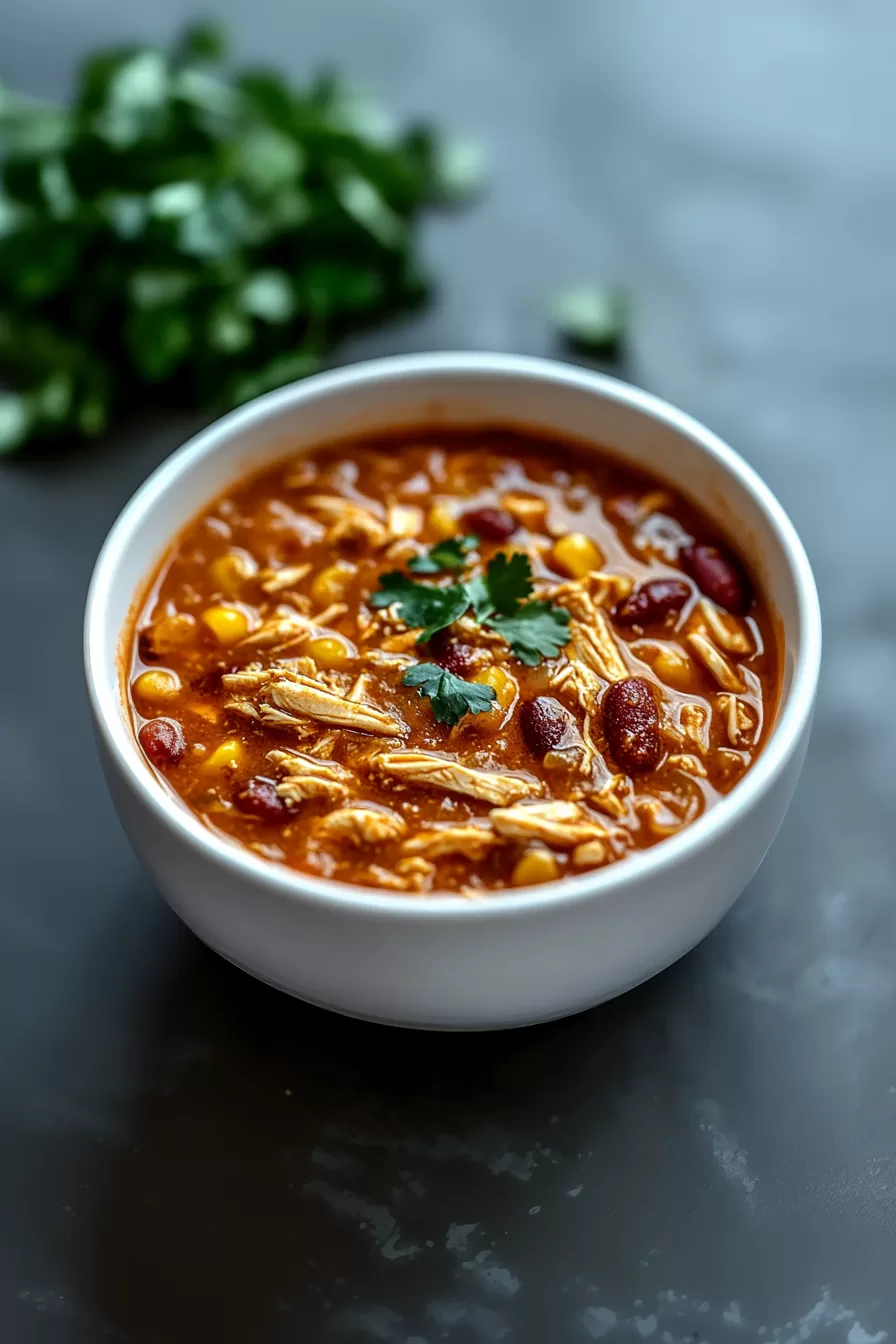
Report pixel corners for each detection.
[460,506,516,542]
[139,718,186,769]
[520,696,572,756]
[235,777,288,823]
[602,678,662,773]
[613,578,691,628]
[427,632,477,679]
[680,543,751,615]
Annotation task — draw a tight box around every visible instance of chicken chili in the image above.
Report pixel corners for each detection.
[127,427,780,894]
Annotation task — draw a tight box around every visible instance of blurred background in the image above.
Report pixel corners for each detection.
[2,3,895,1342]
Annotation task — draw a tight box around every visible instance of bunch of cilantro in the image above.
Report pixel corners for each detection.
[0,24,481,452]
[372,537,570,725]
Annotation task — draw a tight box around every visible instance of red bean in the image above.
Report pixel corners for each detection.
[613,578,691,628]
[139,718,186,769]
[680,543,751,615]
[235,778,288,823]
[602,678,662,773]
[427,631,477,679]
[460,506,516,542]
[520,697,572,756]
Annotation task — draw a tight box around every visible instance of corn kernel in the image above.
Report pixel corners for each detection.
[428,502,457,540]
[200,605,250,646]
[572,839,607,869]
[653,646,693,687]
[552,532,603,578]
[310,560,356,608]
[202,738,243,773]
[209,549,257,597]
[304,635,352,670]
[151,612,195,653]
[512,848,560,887]
[133,669,181,704]
[473,665,518,713]
[503,493,548,530]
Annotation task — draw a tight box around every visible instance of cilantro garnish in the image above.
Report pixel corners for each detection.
[0,25,479,453]
[370,572,470,642]
[474,550,532,615]
[484,601,571,666]
[408,534,478,574]
[373,543,571,672]
[402,663,496,726]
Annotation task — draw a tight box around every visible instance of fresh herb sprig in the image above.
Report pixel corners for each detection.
[370,571,470,642]
[0,24,479,452]
[407,533,478,573]
[377,541,570,721]
[403,663,496,727]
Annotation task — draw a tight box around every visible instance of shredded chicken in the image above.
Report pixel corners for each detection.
[222,667,406,736]
[698,599,752,656]
[267,750,354,804]
[548,571,633,615]
[686,632,743,692]
[569,608,628,683]
[366,857,435,893]
[403,821,502,860]
[236,612,314,653]
[259,563,312,594]
[717,693,756,747]
[375,750,540,805]
[395,856,437,891]
[589,773,631,819]
[666,753,709,778]
[489,800,610,848]
[315,805,407,846]
[679,702,711,755]
[551,661,602,714]
[637,787,702,837]
[305,495,389,548]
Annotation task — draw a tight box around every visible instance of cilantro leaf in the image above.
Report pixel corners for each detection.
[465,573,493,621]
[482,550,533,615]
[373,547,569,666]
[0,27,471,452]
[550,283,628,357]
[403,662,496,726]
[408,533,478,574]
[371,572,470,642]
[484,601,571,666]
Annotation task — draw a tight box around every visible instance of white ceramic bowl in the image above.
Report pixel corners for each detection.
[85,353,821,1030]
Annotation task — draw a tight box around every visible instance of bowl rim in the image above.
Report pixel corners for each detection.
[84,351,822,921]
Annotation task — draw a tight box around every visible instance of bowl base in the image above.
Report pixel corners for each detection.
[206,934,698,1032]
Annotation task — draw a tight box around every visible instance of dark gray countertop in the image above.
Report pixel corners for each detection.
[2,2,895,1340]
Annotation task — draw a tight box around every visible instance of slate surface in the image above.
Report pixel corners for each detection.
[2,2,895,1341]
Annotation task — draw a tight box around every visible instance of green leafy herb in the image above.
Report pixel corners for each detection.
[374,547,571,678]
[408,533,478,574]
[371,571,470,642]
[550,283,628,357]
[0,25,478,452]
[484,601,571,666]
[402,662,496,726]
[476,549,532,616]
